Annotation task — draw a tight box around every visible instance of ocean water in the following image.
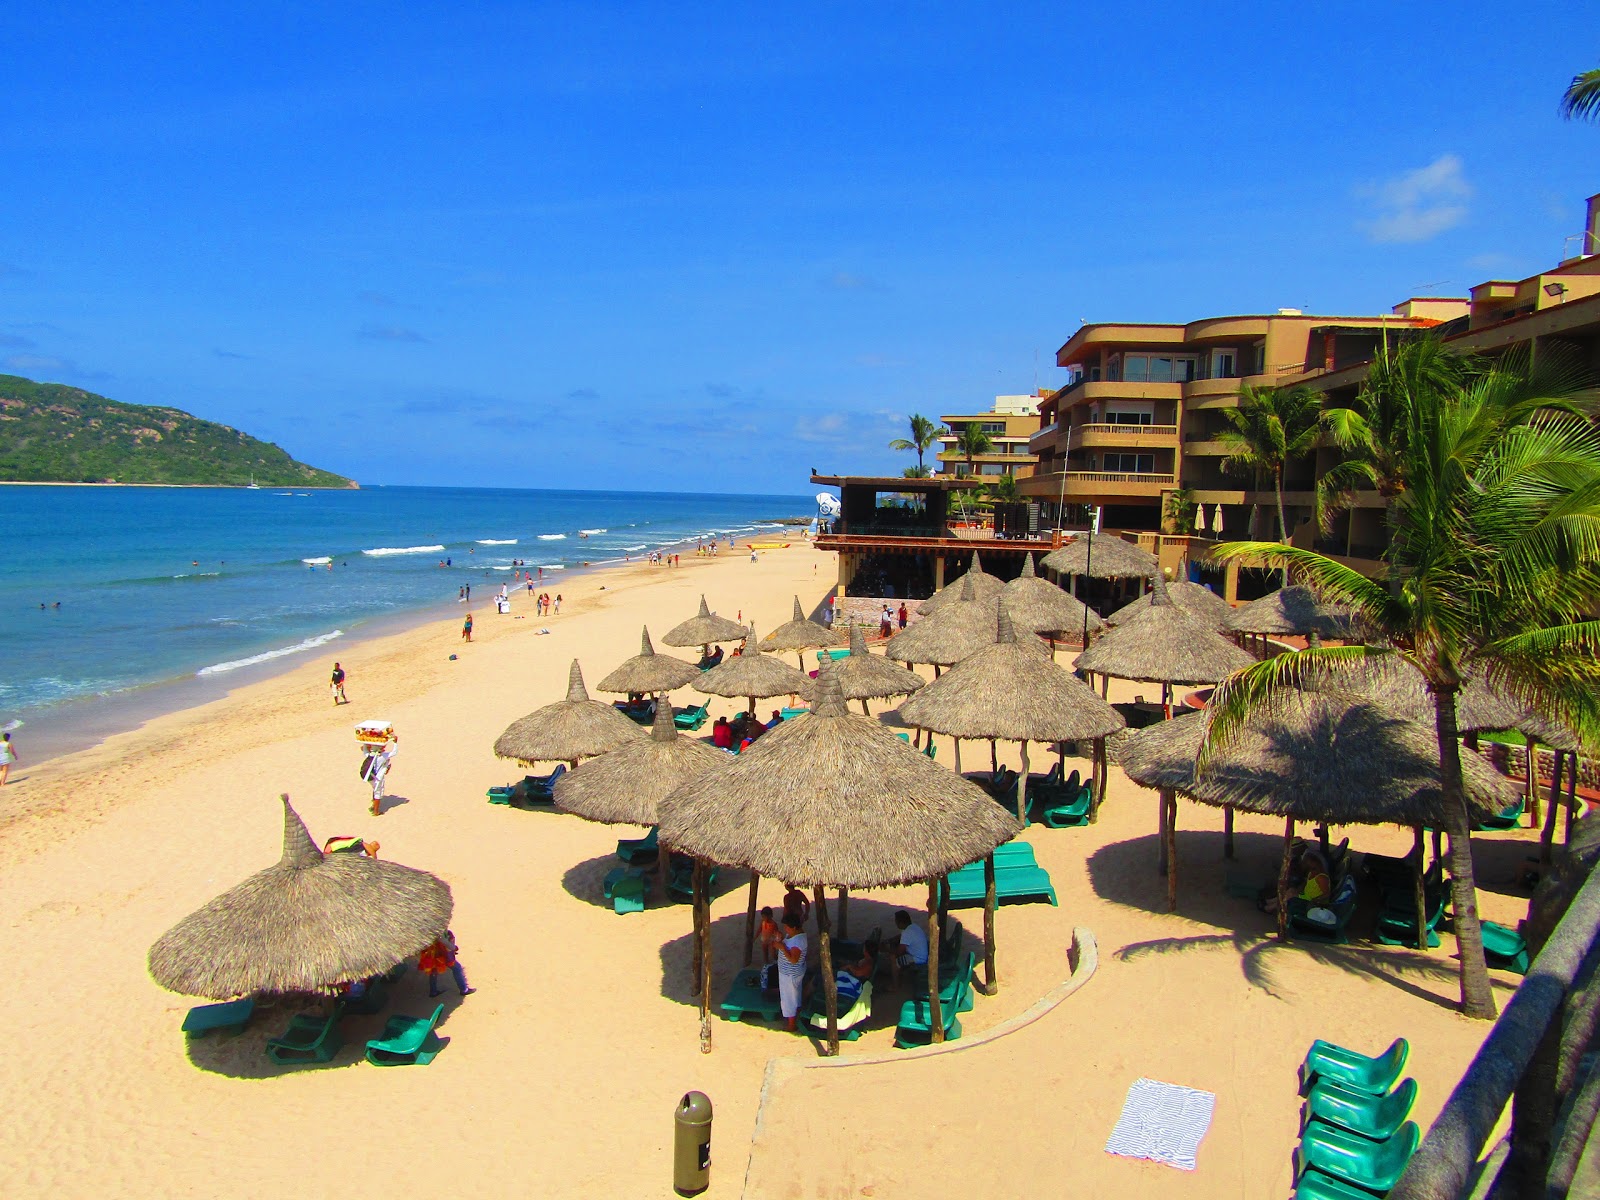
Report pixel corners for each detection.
[0,484,810,726]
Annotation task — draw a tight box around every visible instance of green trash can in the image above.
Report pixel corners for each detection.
[673,1091,712,1195]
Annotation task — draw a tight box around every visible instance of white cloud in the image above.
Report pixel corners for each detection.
[1359,154,1471,244]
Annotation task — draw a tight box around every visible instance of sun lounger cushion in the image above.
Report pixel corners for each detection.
[182,996,255,1038]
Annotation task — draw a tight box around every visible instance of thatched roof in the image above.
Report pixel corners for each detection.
[597,627,702,695]
[1075,579,1254,684]
[920,552,1007,614]
[661,596,750,648]
[759,596,840,654]
[657,666,1019,888]
[1117,695,1515,825]
[148,796,453,1000]
[898,608,1125,742]
[1003,553,1104,637]
[1108,580,1234,630]
[1041,533,1158,580]
[553,700,729,827]
[1224,586,1352,638]
[886,576,1048,667]
[831,624,926,702]
[695,626,815,704]
[1339,656,1539,736]
[494,660,647,764]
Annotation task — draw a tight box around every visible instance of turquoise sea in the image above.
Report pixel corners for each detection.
[0,484,811,758]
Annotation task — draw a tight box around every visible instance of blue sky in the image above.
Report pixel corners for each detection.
[0,3,1593,491]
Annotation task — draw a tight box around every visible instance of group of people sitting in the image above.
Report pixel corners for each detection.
[754,885,931,1031]
[710,710,781,751]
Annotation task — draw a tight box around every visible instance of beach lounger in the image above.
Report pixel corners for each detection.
[1288,878,1358,944]
[1299,1038,1409,1097]
[816,648,851,665]
[719,967,784,1023]
[1481,920,1530,974]
[910,951,976,1013]
[666,861,718,903]
[486,784,516,805]
[894,971,970,1048]
[943,861,1058,907]
[181,996,254,1038]
[1301,1077,1418,1142]
[517,764,566,806]
[603,866,650,913]
[616,826,659,864]
[1294,1167,1392,1200]
[804,979,873,1041]
[1374,880,1449,948]
[1474,795,1525,831]
[1296,1118,1419,1194]
[365,1003,446,1067]
[265,1005,344,1065]
[1035,782,1093,829]
[673,702,711,731]
[779,707,809,721]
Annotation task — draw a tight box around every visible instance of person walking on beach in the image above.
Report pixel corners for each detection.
[880,605,894,639]
[330,662,347,705]
[554,594,563,614]
[0,731,15,787]
[462,612,474,642]
[419,930,475,997]
[897,602,908,630]
[366,737,397,816]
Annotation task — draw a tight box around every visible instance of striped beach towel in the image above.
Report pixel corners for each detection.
[1104,1078,1216,1171]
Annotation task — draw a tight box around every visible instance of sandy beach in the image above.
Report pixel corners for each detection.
[0,541,1537,1198]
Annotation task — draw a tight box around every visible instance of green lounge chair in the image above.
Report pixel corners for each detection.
[816,648,851,665]
[1299,1038,1409,1097]
[1482,921,1530,974]
[365,1003,446,1067]
[519,764,566,805]
[1296,1119,1419,1193]
[910,951,976,1013]
[719,967,783,1023]
[779,706,809,720]
[896,732,910,742]
[666,861,718,903]
[265,1006,344,1065]
[181,996,254,1038]
[1036,782,1093,829]
[895,971,970,1047]
[803,978,873,1041]
[673,702,711,731]
[611,872,648,914]
[924,741,936,760]
[943,861,1058,907]
[1374,881,1449,948]
[1474,795,1525,831]
[616,826,659,863]
[1288,887,1358,944]
[486,784,516,806]
[1294,1166,1394,1199]
[1302,1077,1418,1141]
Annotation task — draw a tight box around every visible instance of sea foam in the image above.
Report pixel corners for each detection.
[579,528,606,535]
[477,538,518,545]
[537,533,566,540]
[301,556,332,565]
[363,545,446,557]
[196,629,344,676]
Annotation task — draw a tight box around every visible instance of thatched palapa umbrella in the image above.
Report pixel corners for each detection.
[695,624,814,714]
[1119,694,1515,935]
[887,575,1047,671]
[831,623,924,714]
[658,665,1019,1055]
[1075,577,1254,708]
[494,659,646,767]
[597,627,701,696]
[1108,579,1235,631]
[553,699,727,828]
[920,551,1006,614]
[1003,552,1104,648]
[759,596,840,667]
[1224,585,1352,645]
[663,595,749,656]
[149,795,453,999]
[1042,532,1158,580]
[898,607,1123,990]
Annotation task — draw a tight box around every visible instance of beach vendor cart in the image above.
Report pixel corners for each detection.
[356,721,398,816]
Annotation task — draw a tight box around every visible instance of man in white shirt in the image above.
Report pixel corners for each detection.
[888,909,929,988]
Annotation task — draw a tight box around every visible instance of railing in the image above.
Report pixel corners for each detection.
[1068,423,1178,444]
[1054,471,1176,486]
[1392,838,1600,1199]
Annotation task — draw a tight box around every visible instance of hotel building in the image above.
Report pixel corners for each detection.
[934,392,1046,480]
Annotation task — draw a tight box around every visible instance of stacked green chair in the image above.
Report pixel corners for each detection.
[1294,1038,1418,1197]
[616,826,659,864]
[1481,920,1531,974]
[265,1005,344,1065]
[1374,878,1450,948]
[1474,795,1525,831]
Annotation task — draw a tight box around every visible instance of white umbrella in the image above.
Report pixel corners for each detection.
[1195,504,1209,536]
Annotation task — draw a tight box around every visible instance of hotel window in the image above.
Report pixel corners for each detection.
[1252,344,1266,374]
[982,422,1005,433]
[1105,402,1154,426]
[1211,349,1237,379]
[1122,354,1196,383]
[1102,452,1155,473]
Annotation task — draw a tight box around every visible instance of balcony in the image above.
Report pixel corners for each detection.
[1021,470,1174,500]
[1068,423,1178,450]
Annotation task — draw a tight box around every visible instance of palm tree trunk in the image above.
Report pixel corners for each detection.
[1432,685,1497,1020]
[1273,467,1290,587]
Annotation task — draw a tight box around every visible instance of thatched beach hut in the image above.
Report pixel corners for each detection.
[695,625,814,714]
[494,659,646,767]
[759,596,840,667]
[919,551,1006,614]
[554,700,727,828]
[663,596,750,655]
[597,627,702,696]
[1042,532,1158,580]
[149,795,453,1000]
[829,623,925,713]
[1075,578,1254,707]
[1002,553,1104,646]
[1107,580,1234,631]
[886,575,1046,671]
[658,667,1019,1055]
[1223,585,1352,643]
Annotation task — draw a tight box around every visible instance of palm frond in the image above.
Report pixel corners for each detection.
[1561,68,1600,122]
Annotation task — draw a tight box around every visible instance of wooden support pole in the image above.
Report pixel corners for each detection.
[1224,805,1235,859]
[1527,740,1541,827]
[743,871,761,966]
[952,737,962,776]
[1412,826,1430,952]
[1016,740,1031,824]
[697,859,712,1054]
[812,884,838,1056]
[977,852,998,995]
[990,739,999,773]
[690,861,704,996]
[1277,817,1295,941]
[1157,789,1169,876]
[1165,791,1178,914]
[927,877,945,1044]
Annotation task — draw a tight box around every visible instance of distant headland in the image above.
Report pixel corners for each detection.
[0,374,356,488]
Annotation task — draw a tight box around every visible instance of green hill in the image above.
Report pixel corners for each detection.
[0,375,355,487]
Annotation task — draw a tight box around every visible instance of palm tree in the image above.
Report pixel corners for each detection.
[955,424,993,478]
[889,414,941,474]
[1561,66,1600,121]
[902,465,932,479]
[1206,352,1600,1020]
[1215,384,1323,582]
[988,472,1020,503]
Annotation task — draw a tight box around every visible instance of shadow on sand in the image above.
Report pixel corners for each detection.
[560,852,747,911]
